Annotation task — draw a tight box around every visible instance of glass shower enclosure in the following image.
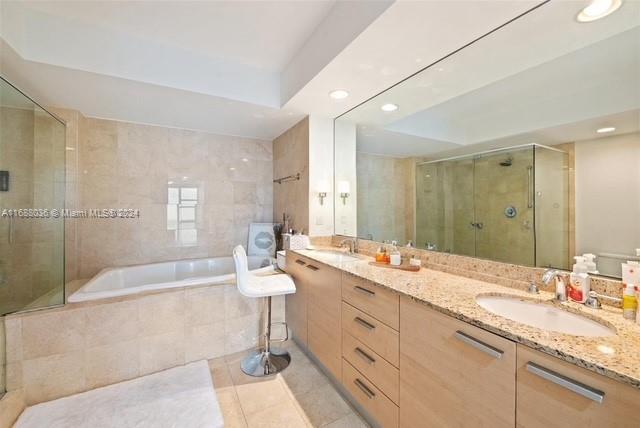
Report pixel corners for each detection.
[416,144,569,270]
[0,77,66,396]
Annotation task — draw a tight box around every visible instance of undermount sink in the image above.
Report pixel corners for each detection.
[299,249,360,263]
[476,295,616,337]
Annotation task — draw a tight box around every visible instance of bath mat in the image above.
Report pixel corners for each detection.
[14,361,223,428]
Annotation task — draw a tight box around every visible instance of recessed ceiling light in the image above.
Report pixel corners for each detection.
[577,0,622,22]
[381,103,398,112]
[241,158,249,162]
[329,89,349,100]
[597,127,616,133]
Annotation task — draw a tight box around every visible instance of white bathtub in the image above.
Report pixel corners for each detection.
[68,256,274,303]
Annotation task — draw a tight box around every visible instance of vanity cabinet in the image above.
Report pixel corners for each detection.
[286,253,639,428]
[285,252,342,380]
[399,295,516,428]
[341,273,400,427]
[285,252,309,346]
[306,260,342,380]
[516,345,640,428]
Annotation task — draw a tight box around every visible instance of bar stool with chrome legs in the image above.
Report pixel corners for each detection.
[232,245,296,377]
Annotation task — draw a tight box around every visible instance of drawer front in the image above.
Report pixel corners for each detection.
[400,296,515,428]
[343,359,399,428]
[306,261,341,314]
[342,302,399,367]
[343,330,399,404]
[308,317,341,380]
[516,345,640,428]
[342,273,399,330]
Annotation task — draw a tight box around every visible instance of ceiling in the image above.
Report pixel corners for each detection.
[343,0,640,157]
[0,0,568,140]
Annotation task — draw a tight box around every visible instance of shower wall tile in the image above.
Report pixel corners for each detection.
[76,116,273,279]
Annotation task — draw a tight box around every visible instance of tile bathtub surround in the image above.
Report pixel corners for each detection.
[4,283,284,406]
[300,245,640,389]
[76,116,273,278]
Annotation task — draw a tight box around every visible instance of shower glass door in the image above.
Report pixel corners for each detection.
[0,77,66,394]
[473,147,535,266]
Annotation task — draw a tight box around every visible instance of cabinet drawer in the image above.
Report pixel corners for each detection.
[343,330,399,404]
[516,345,640,428]
[343,359,398,428]
[342,273,399,330]
[342,302,399,367]
[400,296,515,428]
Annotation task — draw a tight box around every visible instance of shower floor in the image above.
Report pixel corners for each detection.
[13,360,223,428]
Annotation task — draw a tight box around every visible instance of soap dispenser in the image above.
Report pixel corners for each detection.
[568,256,590,303]
[390,240,401,266]
[583,253,599,275]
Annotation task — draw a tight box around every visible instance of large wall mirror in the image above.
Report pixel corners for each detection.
[334,1,640,278]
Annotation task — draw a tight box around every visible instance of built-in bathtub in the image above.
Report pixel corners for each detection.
[68,256,274,302]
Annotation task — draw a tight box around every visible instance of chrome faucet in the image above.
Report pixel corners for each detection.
[339,237,358,254]
[542,269,570,302]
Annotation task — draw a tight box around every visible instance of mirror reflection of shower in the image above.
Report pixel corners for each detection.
[415,144,569,269]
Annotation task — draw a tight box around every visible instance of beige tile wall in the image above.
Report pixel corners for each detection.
[76,116,273,278]
[0,106,65,315]
[272,117,309,233]
[356,152,415,244]
[3,284,284,407]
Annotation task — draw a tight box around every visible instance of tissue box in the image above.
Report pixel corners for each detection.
[283,233,310,250]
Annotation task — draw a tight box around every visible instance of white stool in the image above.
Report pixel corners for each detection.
[233,245,296,376]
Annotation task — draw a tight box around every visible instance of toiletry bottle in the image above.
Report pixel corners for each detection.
[390,241,401,266]
[622,283,637,321]
[382,241,391,264]
[568,256,590,303]
[375,245,386,263]
[583,253,599,274]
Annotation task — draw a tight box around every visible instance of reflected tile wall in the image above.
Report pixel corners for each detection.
[77,118,273,278]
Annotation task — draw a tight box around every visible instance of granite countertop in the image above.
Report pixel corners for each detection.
[292,247,640,390]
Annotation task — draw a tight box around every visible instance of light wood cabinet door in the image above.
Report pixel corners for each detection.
[517,345,640,428]
[305,259,342,380]
[285,252,309,346]
[400,296,516,428]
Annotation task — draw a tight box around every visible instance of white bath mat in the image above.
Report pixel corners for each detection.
[14,361,223,428]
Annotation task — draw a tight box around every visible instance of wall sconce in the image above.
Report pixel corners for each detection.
[338,180,350,205]
[318,179,330,205]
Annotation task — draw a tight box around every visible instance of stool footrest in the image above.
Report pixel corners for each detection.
[267,321,289,343]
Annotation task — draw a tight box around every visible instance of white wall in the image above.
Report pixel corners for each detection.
[334,120,357,236]
[575,132,640,276]
[308,115,335,236]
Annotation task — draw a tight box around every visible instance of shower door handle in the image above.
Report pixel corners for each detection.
[527,165,534,208]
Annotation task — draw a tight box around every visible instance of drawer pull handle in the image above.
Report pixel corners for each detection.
[306,264,319,271]
[354,316,376,330]
[354,378,376,399]
[354,347,376,365]
[526,362,605,404]
[454,331,503,359]
[354,285,375,296]
[295,259,306,266]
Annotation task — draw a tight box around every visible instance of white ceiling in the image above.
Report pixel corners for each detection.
[0,0,576,140]
[346,0,640,157]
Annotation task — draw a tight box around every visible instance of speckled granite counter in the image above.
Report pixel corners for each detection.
[292,248,640,390]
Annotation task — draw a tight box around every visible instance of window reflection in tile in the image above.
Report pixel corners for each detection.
[167,184,199,246]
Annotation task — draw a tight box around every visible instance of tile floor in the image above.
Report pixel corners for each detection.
[208,341,369,428]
